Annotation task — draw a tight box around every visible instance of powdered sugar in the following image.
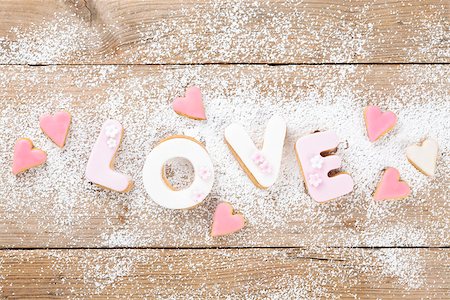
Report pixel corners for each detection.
[0,1,448,296]
[0,64,447,250]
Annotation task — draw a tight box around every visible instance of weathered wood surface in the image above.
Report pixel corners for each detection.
[0,64,448,248]
[0,248,448,299]
[0,1,449,298]
[0,0,448,64]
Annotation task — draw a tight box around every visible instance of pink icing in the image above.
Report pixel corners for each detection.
[39,111,71,148]
[85,120,133,192]
[211,202,245,237]
[364,106,397,142]
[172,86,206,120]
[374,167,411,201]
[12,139,47,175]
[295,131,354,203]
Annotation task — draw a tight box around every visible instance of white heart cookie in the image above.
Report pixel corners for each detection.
[406,138,438,176]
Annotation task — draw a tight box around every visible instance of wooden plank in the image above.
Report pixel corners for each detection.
[0,0,448,64]
[0,248,448,299]
[0,64,448,248]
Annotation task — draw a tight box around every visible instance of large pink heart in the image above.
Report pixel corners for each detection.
[364,106,397,142]
[40,111,71,148]
[172,86,206,120]
[12,139,47,175]
[211,202,245,237]
[374,167,411,200]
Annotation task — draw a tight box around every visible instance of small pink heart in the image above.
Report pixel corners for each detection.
[374,167,411,201]
[172,87,206,120]
[40,111,71,148]
[211,202,245,237]
[12,139,47,175]
[364,106,397,142]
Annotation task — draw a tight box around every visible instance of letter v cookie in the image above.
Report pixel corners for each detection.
[85,120,133,192]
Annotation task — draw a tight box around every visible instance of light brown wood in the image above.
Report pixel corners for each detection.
[0,0,448,64]
[0,248,448,299]
[0,2,448,297]
[0,64,448,248]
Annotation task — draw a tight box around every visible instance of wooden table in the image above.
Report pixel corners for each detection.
[0,1,448,298]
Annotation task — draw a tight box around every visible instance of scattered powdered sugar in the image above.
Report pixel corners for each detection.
[0,247,445,298]
[0,0,448,64]
[371,248,425,289]
[0,12,103,64]
[0,63,448,295]
[0,1,448,297]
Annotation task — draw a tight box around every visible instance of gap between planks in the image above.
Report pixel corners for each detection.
[1,62,449,67]
[1,246,448,250]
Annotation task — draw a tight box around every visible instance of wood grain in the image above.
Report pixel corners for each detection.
[0,248,448,299]
[0,0,448,64]
[0,64,448,248]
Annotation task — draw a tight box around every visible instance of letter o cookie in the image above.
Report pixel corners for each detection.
[143,136,215,209]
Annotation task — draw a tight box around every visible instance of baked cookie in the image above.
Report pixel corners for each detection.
[224,114,286,189]
[172,86,206,120]
[211,202,245,237]
[295,130,354,203]
[85,120,133,192]
[143,135,214,209]
[12,138,47,175]
[364,106,397,142]
[39,111,71,148]
[374,167,410,201]
[406,138,438,176]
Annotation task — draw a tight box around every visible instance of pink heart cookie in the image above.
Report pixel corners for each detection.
[374,167,411,201]
[172,86,206,120]
[40,111,71,148]
[364,106,397,142]
[12,139,47,175]
[211,202,245,237]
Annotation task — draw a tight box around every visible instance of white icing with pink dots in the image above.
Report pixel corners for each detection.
[224,115,287,189]
[142,136,215,209]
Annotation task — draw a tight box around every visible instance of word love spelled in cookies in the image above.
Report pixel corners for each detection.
[12,87,440,214]
[140,114,354,208]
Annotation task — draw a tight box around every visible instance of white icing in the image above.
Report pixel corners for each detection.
[142,136,215,209]
[105,125,119,138]
[406,138,438,176]
[251,151,273,174]
[106,139,116,149]
[308,173,322,187]
[224,114,286,188]
[198,166,212,181]
[310,155,324,169]
[105,125,119,149]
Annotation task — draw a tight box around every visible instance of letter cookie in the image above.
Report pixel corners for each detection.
[85,120,133,192]
[142,136,214,209]
[39,111,71,148]
[211,202,246,237]
[364,106,397,142]
[224,115,286,189]
[172,86,206,120]
[12,139,47,175]
[295,131,354,203]
[374,167,410,200]
[406,138,438,176]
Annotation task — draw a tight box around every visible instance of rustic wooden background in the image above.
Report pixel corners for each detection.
[0,0,448,298]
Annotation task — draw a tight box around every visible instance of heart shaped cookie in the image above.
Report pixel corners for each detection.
[172,86,206,120]
[12,139,47,175]
[374,167,410,201]
[40,111,71,148]
[364,106,397,142]
[211,202,245,237]
[406,138,438,176]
